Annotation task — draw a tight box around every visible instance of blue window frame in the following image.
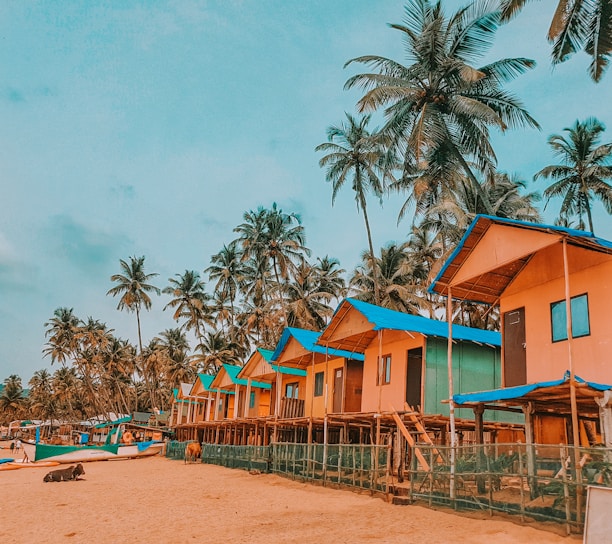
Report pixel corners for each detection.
[551,293,590,342]
[249,391,255,409]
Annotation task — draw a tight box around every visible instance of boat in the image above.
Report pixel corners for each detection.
[21,439,164,464]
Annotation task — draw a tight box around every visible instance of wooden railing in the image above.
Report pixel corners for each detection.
[279,397,304,418]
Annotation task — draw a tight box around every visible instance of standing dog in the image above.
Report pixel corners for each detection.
[43,463,85,482]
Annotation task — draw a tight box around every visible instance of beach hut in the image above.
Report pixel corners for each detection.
[236,348,275,418]
[189,374,217,423]
[270,327,365,419]
[317,298,502,422]
[168,383,194,426]
[209,364,271,421]
[429,215,612,450]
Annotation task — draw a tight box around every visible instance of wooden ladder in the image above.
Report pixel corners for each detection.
[403,403,445,464]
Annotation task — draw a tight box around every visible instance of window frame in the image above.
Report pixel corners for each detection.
[376,354,392,385]
[550,293,590,343]
[285,382,299,399]
[314,371,324,397]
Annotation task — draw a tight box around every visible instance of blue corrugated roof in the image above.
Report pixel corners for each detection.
[222,364,271,389]
[271,327,365,362]
[270,364,308,377]
[429,214,612,297]
[454,371,611,404]
[257,347,274,361]
[344,298,501,346]
[197,373,215,391]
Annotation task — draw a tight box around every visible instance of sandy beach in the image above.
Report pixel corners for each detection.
[0,444,576,544]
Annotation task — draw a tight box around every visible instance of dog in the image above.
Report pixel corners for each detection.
[43,463,85,482]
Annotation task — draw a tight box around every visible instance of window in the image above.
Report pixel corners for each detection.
[377,355,392,385]
[217,398,223,412]
[285,382,299,399]
[551,293,590,342]
[249,391,255,409]
[314,371,324,397]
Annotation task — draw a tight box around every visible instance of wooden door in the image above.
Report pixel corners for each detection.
[344,359,363,413]
[332,367,343,413]
[406,347,423,410]
[503,307,527,387]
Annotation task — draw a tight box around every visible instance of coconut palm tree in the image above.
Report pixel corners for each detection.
[163,270,212,345]
[501,0,612,82]
[206,242,245,323]
[350,242,432,315]
[316,113,393,305]
[234,204,309,323]
[43,307,81,366]
[535,117,612,234]
[0,375,25,423]
[28,369,55,421]
[192,329,241,375]
[345,0,539,217]
[284,260,336,330]
[107,256,160,354]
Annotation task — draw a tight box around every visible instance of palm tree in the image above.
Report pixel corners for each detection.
[163,270,212,344]
[284,260,336,330]
[501,0,612,82]
[28,369,55,421]
[350,242,431,315]
[345,0,539,217]
[107,256,160,354]
[192,330,240,375]
[43,307,81,366]
[206,242,245,323]
[316,113,392,305]
[234,204,310,323]
[1,375,25,422]
[535,118,612,234]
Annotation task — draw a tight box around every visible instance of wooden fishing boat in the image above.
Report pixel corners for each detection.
[21,440,164,464]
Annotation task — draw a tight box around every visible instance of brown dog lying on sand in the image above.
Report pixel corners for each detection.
[43,463,85,482]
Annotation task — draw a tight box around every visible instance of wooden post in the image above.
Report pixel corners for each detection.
[562,238,583,522]
[522,402,537,498]
[474,404,486,494]
[447,287,457,502]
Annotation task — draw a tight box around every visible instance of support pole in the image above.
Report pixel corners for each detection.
[563,238,583,521]
[447,287,457,501]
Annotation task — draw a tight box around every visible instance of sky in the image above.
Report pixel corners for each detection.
[2,1,612,383]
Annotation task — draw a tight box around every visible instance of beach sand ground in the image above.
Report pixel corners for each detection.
[0,443,577,544]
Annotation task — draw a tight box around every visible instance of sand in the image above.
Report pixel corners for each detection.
[0,444,577,544]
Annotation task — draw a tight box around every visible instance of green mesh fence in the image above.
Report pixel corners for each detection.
[271,442,388,492]
[165,440,192,460]
[201,444,271,472]
[399,442,612,533]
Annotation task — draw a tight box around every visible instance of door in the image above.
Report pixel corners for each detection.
[503,307,527,387]
[332,367,343,413]
[344,359,364,412]
[406,348,423,410]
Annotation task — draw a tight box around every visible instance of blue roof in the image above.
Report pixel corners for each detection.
[270,364,308,377]
[257,347,274,361]
[271,327,365,363]
[454,372,611,405]
[222,364,271,390]
[429,214,612,299]
[197,373,215,391]
[344,298,501,346]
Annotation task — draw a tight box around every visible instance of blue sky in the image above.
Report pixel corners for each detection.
[2,1,612,382]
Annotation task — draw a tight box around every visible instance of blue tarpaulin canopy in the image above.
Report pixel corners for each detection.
[454,372,611,405]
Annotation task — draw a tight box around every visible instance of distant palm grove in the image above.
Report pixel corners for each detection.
[3,0,612,425]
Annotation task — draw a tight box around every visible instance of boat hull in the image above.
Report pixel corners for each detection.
[22,441,164,464]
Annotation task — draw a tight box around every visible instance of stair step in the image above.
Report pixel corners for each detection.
[392,496,412,506]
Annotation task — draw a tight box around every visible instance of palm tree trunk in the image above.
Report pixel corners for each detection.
[359,193,381,305]
[452,147,494,215]
[136,305,143,354]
